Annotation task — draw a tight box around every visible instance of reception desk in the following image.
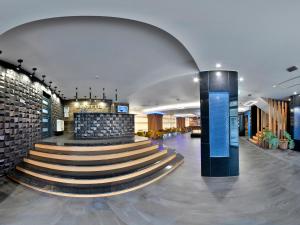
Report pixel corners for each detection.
[74,113,134,139]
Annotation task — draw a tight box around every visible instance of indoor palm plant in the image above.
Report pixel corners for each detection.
[264,129,279,149]
[280,131,295,150]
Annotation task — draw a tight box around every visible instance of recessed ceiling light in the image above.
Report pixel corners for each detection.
[272,85,277,88]
[193,77,199,83]
[216,71,222,76]
[294,91,297,95]
[239,77,244,82]
[216,63,222,68]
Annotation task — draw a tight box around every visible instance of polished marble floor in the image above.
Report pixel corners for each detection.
[1,134,300,225]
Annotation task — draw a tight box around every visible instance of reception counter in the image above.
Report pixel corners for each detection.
[74,113,134,139]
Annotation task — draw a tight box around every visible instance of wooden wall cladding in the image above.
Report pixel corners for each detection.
[176,117,185,129]
[147,114,163,131]
[0,66,63,176]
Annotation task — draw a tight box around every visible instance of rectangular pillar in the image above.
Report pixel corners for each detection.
[147,114,163,131]
[200,70,239,177]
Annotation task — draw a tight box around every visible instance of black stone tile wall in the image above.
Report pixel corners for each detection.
[51,98,64,134]
[0,68,42,176]
[74,113,134,139]
[0,66,63,176]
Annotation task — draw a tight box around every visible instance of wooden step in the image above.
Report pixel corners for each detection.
[15,154,176,186]
[28,145,159,165]
[250,138,258,144]
[9,154,184,198]
[23,150,168,175]
[34,140,151,154]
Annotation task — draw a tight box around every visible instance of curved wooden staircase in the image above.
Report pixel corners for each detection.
[8,140,184,197]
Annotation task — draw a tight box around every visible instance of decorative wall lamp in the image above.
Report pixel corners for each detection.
[16,59,23,71]
[31,68,37,78]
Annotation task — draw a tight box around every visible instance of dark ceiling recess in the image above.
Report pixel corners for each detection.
[287,66,298,72]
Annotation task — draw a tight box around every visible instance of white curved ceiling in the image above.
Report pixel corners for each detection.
[0,17,198,109]
[1,0,300,110]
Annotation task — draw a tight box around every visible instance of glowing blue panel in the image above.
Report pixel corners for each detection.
[209,92,229,157]
[294,107,300,140]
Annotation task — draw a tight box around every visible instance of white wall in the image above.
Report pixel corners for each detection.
[134,114,148,133]
[163,115,176,129]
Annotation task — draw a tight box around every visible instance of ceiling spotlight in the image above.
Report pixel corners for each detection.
[31,68,37,77]
[272,85,277,88]
[216,71,222,76]
[0,50,2,55]
[42,75,46,82]
[16,59,23,70]
[216,63,222,68]
[239,77,244,82]
[193,77,199,83]
[294,91,297,95]
[49,81,52,88]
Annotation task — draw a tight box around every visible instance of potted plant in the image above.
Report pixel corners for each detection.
[281,131,295,150]
[264,129,279,149]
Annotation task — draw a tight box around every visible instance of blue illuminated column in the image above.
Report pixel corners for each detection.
[200,70,239,177]
[290,95,300,151]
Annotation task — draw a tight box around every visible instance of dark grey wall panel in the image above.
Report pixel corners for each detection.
[74,113,134,139]
[0,66,63,176]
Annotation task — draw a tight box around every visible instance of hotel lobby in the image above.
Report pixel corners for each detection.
[1,1,300,224]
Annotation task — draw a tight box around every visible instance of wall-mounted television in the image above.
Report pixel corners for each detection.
[117,105,129,113]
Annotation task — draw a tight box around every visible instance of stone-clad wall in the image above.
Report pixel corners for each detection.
[74,113,134,139]
[0,66,63,176]
[51,98,64,134]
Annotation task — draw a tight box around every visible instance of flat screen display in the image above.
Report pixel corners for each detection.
[117,105,129,113]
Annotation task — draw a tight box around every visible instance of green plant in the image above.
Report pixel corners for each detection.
[283,131,295,149]
[263,129,279,149]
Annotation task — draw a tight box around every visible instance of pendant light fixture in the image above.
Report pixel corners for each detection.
[75,87,78,101]
[102,88,106,100]
[89,87,92,102]
[115,89,118,102]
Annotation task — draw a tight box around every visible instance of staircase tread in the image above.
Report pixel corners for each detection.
[22,149,171,172]
[9,154,184,197]
[15,154,177,185]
